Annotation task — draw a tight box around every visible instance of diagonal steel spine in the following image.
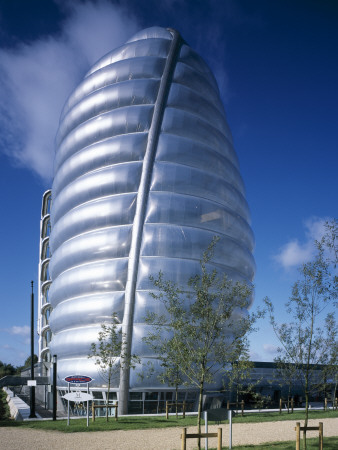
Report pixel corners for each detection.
[119,28,182,415]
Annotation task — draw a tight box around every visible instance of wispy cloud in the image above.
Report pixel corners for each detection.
[8,325,30,336]
[263,344,278,355]
[274,217,329,270]
[0,0,138,182]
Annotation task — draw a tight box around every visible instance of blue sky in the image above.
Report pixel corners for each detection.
[0,0,337,366]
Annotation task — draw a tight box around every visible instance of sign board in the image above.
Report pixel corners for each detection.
[64,375,93,384]
[62,391,93,403]
[27,380,37,387]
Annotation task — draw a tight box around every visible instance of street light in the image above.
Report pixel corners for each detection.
[29,281,36,419]
[52,354,57,421]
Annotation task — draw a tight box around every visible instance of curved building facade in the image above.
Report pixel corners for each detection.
[46,27,255,413]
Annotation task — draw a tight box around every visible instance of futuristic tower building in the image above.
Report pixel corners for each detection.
[38,27,255,414]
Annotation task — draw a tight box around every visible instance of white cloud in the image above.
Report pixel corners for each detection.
[263,344,278,355]
[0,0,139,182]
[274,217,329,270]
[8,325,30,336]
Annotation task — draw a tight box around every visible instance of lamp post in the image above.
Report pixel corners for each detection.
[29,281,36,418]
[52,354,57,420]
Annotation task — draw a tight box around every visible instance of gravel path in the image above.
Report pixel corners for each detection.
[1,418,337,449]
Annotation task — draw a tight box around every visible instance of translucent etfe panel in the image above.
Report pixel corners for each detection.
[50,193,137,252]
[50,292,125,333]
[57,79,161,145]
[145,192,254,250]
[49,325,121,358]
[50,225,132,279]
[61,56,166,118]
[54,105,154,171]
[133,291,169,323]
[173,61,224,112]
[150,162,250,220]
[162,107,238,168]
[155,133,245,194]
[140,224,255,280]
[51,358,120,388]
[178,44,219,92]
[136,257,250,293]
[49,258,128,308]
[53,133,148,197]
[87,37,171,77]
[167,83,229,134]
[52,162,142,223]
[130,324,172,357]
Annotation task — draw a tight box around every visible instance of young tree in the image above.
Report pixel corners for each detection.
[140,350,185,417]
[88,313,138,421]
[0,361,16,378]
[265,220,337,449]
[145,237,259,449]
[223,344,258,409]
[273,358,299,412]
[321,313,338,406]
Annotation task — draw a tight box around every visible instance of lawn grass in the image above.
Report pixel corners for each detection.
[208,435,338,449]
[0,415,199,432]
[229,409,338,424]
[0,409,337,432]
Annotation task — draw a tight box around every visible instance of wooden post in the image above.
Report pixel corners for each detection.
[181,427,187,450]
[241,400,244,416]
[183,401,186,418]
[217,427,222,450]
[166,401,169,419]
[319,422,323,450]
[295,422,300,450]
[324,398,327,411]
[115,403,118,421]
[279,398,282,414]
[92,403,95,422]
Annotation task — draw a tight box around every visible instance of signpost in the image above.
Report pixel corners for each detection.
[62,375,93,427]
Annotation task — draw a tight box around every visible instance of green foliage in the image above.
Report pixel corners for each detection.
[0,389,10,420]
[23,354,38,368]
[145,237,260,448]
[265,218,338,449]
[224,350,260,405]
[88,313,139,421]
[0,361,16,378]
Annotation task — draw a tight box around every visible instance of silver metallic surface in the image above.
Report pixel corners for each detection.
[47,27,255,405]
